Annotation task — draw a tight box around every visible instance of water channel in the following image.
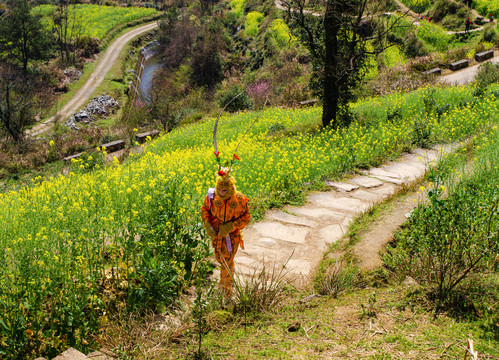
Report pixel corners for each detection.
[139,55,160,102]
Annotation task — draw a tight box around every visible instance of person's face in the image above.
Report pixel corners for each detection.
[217,183,229,197]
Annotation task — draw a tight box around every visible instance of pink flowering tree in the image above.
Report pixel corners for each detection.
[247,80,271,109]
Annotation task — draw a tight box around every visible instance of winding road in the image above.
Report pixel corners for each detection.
[28,21,158,138]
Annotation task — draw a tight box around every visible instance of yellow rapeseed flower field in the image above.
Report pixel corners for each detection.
[0,84,497,357]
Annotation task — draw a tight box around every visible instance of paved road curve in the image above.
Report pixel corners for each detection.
[28,21,158,137]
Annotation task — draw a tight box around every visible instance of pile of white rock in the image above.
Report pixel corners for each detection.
[65,94,120,130]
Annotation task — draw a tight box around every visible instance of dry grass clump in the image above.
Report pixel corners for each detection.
[231,261,292,314]
[315,259,362,298]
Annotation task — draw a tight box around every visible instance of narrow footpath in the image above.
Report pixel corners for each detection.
[232,144,455,287]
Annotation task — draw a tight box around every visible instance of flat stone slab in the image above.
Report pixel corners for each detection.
[100,140,125,153]
[63,153,82,162]
[363,167,401,180]
[299,99,319,106]
[320,224,345,245]
[285,259,312,275]
[413,148,438,163]
[258,237,278,248]
[423,67,441,76]
[324,181,359,192]
[266,209,317,227]
[53,348,88,360]
[136,129,160,143]
[308,194,369,213]
[286,206,346,221]
[349,189,384,203]
[235,255,262,268]
[400,155,428,171]
[368,175,403,185]
[369,183,398,198]
[348,176,384,188]
[381,163,422,181]
[252,222,309,244]
[87,351,113,360]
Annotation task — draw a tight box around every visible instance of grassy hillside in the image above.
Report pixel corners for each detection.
[1,81,498,358]
[98,100,499,360]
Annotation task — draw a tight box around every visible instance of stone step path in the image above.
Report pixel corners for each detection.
[35,347,113,360]
[232,145,455,286]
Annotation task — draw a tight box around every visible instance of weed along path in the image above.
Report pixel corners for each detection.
[27,21,158,138]
[233,144,455,286]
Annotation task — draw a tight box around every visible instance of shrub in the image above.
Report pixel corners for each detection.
[231,261,290,314]
[247,80,271,109]
[474,61,499,90]
[268,19,295,49]
[384,169,499,315]
[430,0,465,21]
[400,0,432,13]
[189,32,223,89]
[378,45,406,68]
[315,260,362,298]
[474,0,499,23]
[403,31,427,58]
[386,106,403,123]
[482,23,499,44]
[366,65,434,96]
[417,21,451,52]
[412,115,432,148]
[245,11,264,37]
[229,0,246,18]
[217,85,253,112]
[435,104,450,120]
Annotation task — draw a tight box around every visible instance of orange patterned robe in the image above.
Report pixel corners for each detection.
[201,190,251,295]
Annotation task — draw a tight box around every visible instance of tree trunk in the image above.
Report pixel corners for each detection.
[322,2,339,129]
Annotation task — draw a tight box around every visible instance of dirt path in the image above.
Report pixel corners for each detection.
[28,21,158,138]
[352,191,424,270]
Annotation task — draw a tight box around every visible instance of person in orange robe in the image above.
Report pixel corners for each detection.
[201,168,251,296]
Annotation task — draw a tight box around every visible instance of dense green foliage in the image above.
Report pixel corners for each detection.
[0,0,51,70]
[416,21,451,52]
[245,11,264,37]
[475,0,499,19]
[399,0,433,13]
[384,128,498,314]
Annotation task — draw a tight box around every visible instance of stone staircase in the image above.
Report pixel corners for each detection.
[232,145,454,286]
[36,348,113,360]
